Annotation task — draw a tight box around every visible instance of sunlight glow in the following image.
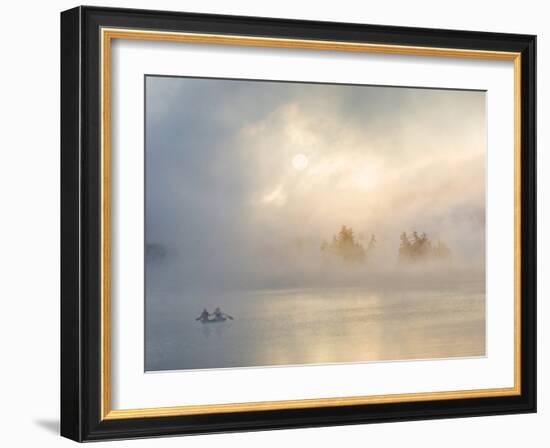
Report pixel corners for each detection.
[292,153,309,171]
[262,185,286,207]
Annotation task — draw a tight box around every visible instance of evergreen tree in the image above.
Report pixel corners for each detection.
[321,225,366,263]
[367,234,377,251]
[398,231,451,262]
[399,232,412,259]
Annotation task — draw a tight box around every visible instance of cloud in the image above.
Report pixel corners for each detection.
[145,76,486,290]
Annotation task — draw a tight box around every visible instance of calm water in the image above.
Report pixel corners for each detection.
[145,286,485,371]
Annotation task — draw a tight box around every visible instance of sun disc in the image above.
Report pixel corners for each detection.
[292,153,309,171]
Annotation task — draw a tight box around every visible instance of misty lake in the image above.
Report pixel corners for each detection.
[145,284,485,371]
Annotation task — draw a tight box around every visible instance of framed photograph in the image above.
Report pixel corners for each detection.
[60,6,536,442]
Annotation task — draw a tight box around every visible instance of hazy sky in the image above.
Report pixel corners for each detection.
[145,76,486,290]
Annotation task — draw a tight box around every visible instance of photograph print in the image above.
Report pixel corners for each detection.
[144,76,486,372]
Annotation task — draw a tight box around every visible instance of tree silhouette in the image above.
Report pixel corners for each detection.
[367,234,377,252]
[320,226,379,263]
[321,225,366,263]
[398,231,451,262]
[399,232,412,259]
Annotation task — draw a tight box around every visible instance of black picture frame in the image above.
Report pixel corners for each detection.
[61,5,536,442]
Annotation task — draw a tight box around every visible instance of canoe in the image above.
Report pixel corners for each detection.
[199,316,227,324]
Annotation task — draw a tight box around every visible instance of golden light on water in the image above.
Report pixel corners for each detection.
[292,153,309,171]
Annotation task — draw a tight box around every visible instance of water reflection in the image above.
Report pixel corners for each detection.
[145,286,485,371]
[200,321,232,339]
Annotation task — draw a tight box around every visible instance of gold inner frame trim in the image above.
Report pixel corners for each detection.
[100,27,522,421]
